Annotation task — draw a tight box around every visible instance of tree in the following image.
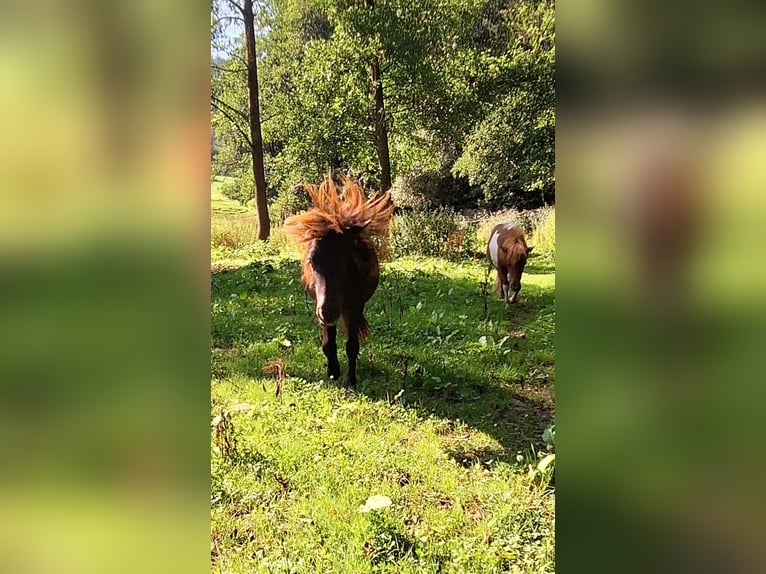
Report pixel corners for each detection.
[256,0,469,191]
[211,0,270,239]
[452,0,555,207]
[212,0,555,212]
[364,0,392,191]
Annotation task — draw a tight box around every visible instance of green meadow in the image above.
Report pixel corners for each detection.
[211,186,555,573]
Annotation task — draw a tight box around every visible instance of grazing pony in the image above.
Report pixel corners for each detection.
[486,223,533,308]
[284,175,394,389]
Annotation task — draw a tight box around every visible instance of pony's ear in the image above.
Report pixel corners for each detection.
[527,246,534,254]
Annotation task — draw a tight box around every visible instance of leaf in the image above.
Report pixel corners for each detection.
[537,453,555,473]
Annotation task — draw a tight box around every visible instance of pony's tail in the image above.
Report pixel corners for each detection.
[358,315,370,341]
[341,311,371,341]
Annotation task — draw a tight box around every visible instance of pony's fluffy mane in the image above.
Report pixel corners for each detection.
[505,237,529,265]
[283,175,394,246]
[500,225,530,265]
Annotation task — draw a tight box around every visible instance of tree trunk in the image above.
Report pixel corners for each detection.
[242,0,270,240]
[365,0,392,192]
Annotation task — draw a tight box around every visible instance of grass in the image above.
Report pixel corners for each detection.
[211,182,555,573]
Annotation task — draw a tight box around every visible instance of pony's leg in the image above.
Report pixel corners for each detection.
[344,320,361,390]
[498,266,510,305]
[503,284,511,308]
[321,325,341,381]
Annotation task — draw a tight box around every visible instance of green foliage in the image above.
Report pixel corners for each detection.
[391,166,478,211]
[269,184,313,225]
[213,0,555,208]
[389,209,477,261]
[220,172,254,206]
[452,0,555,207]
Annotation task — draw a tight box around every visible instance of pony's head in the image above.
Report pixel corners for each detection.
[505,242,533,303]
[284,174,394,327]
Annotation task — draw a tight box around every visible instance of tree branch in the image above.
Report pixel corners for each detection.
[214,15,243,25]
[211,63,248,74]
[211,97,252,147]
[211,95,248,122]
[225,0,245,15]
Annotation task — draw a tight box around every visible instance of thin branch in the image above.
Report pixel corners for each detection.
[232,54,247,68]
[211,63,248,74]
[211,95,248,122]
[259,112,278,125]
[225,0,245,15]
[213,15,243,25]
[211,98,252,147]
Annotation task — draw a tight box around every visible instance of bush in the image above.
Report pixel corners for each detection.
[220,175,254,206]
[269,185,312,225]
[390,208,477,261]
[391,169,478,211]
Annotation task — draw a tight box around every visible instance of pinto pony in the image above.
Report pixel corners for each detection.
[486,223,533,307]
[284,175,394,389]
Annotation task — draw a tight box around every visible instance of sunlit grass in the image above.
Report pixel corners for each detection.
[211,248,555,573]
[210,176,555,572]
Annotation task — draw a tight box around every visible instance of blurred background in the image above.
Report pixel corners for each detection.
[0,1,209,573]
[557,0,766,572]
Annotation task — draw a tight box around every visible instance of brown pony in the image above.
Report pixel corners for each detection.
[486,223,533,307]
[283,174,394,389]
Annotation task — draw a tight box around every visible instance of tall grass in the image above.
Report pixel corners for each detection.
[475,210,521,251]
[475,207,555,255]
[212,210,555,259]
[211,216,260,250]
[528,207,555,254]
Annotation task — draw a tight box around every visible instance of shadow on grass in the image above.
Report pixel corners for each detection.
[211,257,555,460]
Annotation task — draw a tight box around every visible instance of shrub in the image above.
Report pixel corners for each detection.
[390,208,477,261]
[269,185,312,225]
[391,169,478,211]
[220,175,254,206]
